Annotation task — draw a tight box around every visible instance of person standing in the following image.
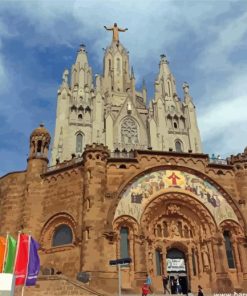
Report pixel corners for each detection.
[198,285,204,296]
[145,274,153,293]
[162,274,170,294]
[142,283,149,296]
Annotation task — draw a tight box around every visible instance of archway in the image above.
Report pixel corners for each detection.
[167,248,188,294]
[112,169,244,293]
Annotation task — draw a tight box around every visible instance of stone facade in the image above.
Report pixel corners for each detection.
[1,31,247,295]
[51,35,202,165]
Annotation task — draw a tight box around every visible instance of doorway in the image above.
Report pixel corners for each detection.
[167,248,188,294]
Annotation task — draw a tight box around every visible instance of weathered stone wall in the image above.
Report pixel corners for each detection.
[0,171,26,235]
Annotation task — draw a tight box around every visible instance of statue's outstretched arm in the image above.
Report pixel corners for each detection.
[118,27,128,32]
[104,26,113,31]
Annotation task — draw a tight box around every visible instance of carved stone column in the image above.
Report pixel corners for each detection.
[187,249,193,280]
[208,241,216,273]
[211,235,234,292]
[238,239,247,278]
[231,237,241,274]
[197,243,203,276]
[162,244,167,275]
[129,232,134,272]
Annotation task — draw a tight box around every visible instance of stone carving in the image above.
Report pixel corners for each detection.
[104,23,128,43]
[201,245,210,270]
[167,204,181,215]
[121,117,138,144]
[169,220,180,238]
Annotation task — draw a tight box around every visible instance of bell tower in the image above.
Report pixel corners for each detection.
[27,123,51,174]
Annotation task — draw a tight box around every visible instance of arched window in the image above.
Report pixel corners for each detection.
[167,80,171,96]
[120,227,129,258]
[117,58,121,73]
[78,114,82,120]
[224,231,235,268]
[121,117,138,144]
[52,224,73,247]
[175,140,183,152]
[76,133,83,153]
[155,249,163,276]
[174,122,178,129]
[109,59,111,71]
[37,140,42,153]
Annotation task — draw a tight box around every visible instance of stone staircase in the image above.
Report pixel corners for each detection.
[14,275,108,296]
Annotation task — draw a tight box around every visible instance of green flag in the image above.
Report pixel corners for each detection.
[4,236,17,273]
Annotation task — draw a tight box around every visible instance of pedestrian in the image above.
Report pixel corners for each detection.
[162,274,170,294]
[142,283,149,296]
[145,273,153,293]
[198,285,204,296]
[176,276,181,294]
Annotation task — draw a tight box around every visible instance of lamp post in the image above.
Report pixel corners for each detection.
[109,257,132,296]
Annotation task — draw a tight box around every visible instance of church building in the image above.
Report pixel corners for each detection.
[0,24,247,295]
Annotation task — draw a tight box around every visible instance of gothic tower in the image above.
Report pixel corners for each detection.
[51,25,202,165]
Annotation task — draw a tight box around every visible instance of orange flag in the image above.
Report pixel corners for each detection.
[0,236,6,272]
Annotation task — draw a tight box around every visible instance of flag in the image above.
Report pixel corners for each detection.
[0,274,15,296]
[0,236,6,272]
[3,236,17,273]
[14,234,29,285]
[26,237,40,286]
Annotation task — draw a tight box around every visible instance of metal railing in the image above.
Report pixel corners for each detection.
[47,157,83,172]
[209,158,228,165]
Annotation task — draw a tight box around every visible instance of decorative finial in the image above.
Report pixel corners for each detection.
[183,82,190,96]
[131,66,135,79]
[160,54,169,64]
[142,79,147,90]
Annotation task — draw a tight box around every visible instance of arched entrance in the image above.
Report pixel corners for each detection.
[112,169,245,293]
[167,248,188,294]
[141,192,216,292]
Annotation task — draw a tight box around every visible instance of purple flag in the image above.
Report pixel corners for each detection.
[26,237,40,286]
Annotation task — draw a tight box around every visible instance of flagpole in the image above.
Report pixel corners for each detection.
[13,231,21,272]
[22,232,31,296]
[2,232,9,273]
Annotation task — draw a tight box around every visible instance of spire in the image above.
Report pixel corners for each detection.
[75,44,88,66]
[183,81,193,103]
[142,79,147,90]
[159,54,171,76]
[131,66,135,79]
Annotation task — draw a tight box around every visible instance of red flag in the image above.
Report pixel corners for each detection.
[14,234,30,286]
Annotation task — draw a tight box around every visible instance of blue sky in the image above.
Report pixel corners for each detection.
[0,0,247,176]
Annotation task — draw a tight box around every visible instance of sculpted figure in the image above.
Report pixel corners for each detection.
[170,221,180,238]
[201,245,210,269]
[104,23,128,43]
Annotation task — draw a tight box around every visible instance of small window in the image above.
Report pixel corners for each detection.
[120,227,129,258]
[175,140,183,152]
[109,59,111,71]
[224,231,235,268]
[37,140,42,153]
[52,224,73,247]
[78,114,82,120]
[174,122,178,129]
[76,133,83,153]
